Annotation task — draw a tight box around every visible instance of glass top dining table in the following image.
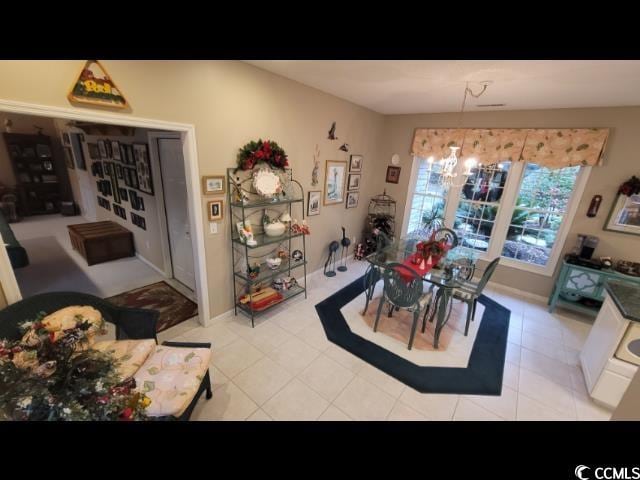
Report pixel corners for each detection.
[363,234,480,348]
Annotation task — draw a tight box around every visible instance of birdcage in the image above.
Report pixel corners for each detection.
[359,191,396,257]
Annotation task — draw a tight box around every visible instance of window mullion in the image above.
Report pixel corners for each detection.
[488,161,525,259]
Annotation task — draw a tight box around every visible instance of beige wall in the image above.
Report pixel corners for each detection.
[0,61,386,318]
[383,107,640,297]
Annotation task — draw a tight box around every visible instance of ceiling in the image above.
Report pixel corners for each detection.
[245,60,640,115]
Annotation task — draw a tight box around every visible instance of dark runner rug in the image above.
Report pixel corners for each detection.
[315,275,510,395]
[106,281,198,333]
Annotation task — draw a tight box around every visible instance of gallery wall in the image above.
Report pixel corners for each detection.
[55,120,166,272]
[382,106,640,297]
[0,60,387,319]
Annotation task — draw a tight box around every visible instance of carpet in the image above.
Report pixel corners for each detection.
[106,281,198,333]
[315,275,510,395]
[359,296,470,352]
[14,236,101,298]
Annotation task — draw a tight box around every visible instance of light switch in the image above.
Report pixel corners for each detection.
[209,222,218,234]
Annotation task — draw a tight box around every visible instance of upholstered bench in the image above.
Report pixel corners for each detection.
[0,292,212,421]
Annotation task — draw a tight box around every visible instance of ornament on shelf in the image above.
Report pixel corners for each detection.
[291,250,304,262]
[277,248,289,260]
[247,262,261,279]
[236,221,257,246]
[291,219,310,235]
[273,276,297,291]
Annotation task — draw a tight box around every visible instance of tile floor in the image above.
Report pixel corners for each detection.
[160,258,614,421]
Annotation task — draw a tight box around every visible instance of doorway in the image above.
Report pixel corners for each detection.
[0,98,210,326]
[149,132,196,292]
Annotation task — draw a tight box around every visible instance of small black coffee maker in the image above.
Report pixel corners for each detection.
[573,234,600,259]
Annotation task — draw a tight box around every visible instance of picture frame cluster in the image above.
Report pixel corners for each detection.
[202,175,225,222]
[79,133,151,234]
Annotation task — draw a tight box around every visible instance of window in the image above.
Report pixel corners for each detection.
[501,164,580,267]
[404,156,588,275]
[405,157,447,235]
[453,162,510,253]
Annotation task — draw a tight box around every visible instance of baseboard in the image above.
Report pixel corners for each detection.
[135,253,169,277]
[302,253,356,283]
[206,307,234,327]
[486,280,548,304]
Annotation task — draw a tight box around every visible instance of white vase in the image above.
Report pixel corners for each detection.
[264,220,286,237]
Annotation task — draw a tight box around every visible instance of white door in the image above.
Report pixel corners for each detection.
[70,133,97,220]
[157,138,196,291]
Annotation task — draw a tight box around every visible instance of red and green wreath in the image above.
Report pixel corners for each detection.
[236,139,289,171]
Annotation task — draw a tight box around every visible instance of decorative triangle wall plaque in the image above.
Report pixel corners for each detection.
[68,60,129,109]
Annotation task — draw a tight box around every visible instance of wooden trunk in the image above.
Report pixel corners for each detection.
[68,221,134,266]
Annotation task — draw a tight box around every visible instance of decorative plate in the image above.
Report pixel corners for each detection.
[253,168,282,198]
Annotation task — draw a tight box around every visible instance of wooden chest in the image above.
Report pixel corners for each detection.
[68,221,134,266]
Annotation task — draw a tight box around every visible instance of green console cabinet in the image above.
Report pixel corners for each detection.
[548,260,640,317]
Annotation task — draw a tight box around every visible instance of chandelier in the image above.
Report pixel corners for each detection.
[433,81,491,188]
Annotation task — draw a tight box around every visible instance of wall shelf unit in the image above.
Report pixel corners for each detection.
[3,133,67,216]
[227,167,307,327]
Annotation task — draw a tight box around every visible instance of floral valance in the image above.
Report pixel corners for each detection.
[410,127,609,169]
[519,128,609,169]
[461,129,528,165]
[410,128,466,159]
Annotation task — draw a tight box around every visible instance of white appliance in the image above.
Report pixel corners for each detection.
[615,322,640,366]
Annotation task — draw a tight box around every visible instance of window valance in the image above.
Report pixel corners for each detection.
[410,127,609,169]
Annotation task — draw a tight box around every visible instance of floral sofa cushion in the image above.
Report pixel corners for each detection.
[134,345,211,418]
[93,339,157,380]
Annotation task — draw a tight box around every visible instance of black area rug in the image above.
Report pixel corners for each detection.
[315,275,510,395]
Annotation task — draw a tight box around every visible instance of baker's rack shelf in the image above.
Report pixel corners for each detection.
[227,166,307,327]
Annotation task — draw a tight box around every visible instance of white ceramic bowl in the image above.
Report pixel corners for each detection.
[264,221,286,237]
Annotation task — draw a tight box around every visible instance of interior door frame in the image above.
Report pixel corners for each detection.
[147,131,179,280]
[0,98,211,326]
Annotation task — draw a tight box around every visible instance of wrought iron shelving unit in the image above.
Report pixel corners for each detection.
[227,167,307,327]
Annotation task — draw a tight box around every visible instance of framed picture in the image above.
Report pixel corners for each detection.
[347,174,361,191]
[70,133,86,170]
[133,143,154,195]
[386,166,401,184]
[111,141,121,161]
[88,143,100,160]
[604,193,640,236]
[202,175,225,195]
[346,191,359,209]
[129,190,139,210]
[349,154,363,172]
[208,200,224,221]
[125,144,135,165]
[324,160,347,205]
[97,140,107,159]
[308,191,321,216]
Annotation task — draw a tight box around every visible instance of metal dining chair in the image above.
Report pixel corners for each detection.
[451,257,500,335]
[373,263,430,350]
